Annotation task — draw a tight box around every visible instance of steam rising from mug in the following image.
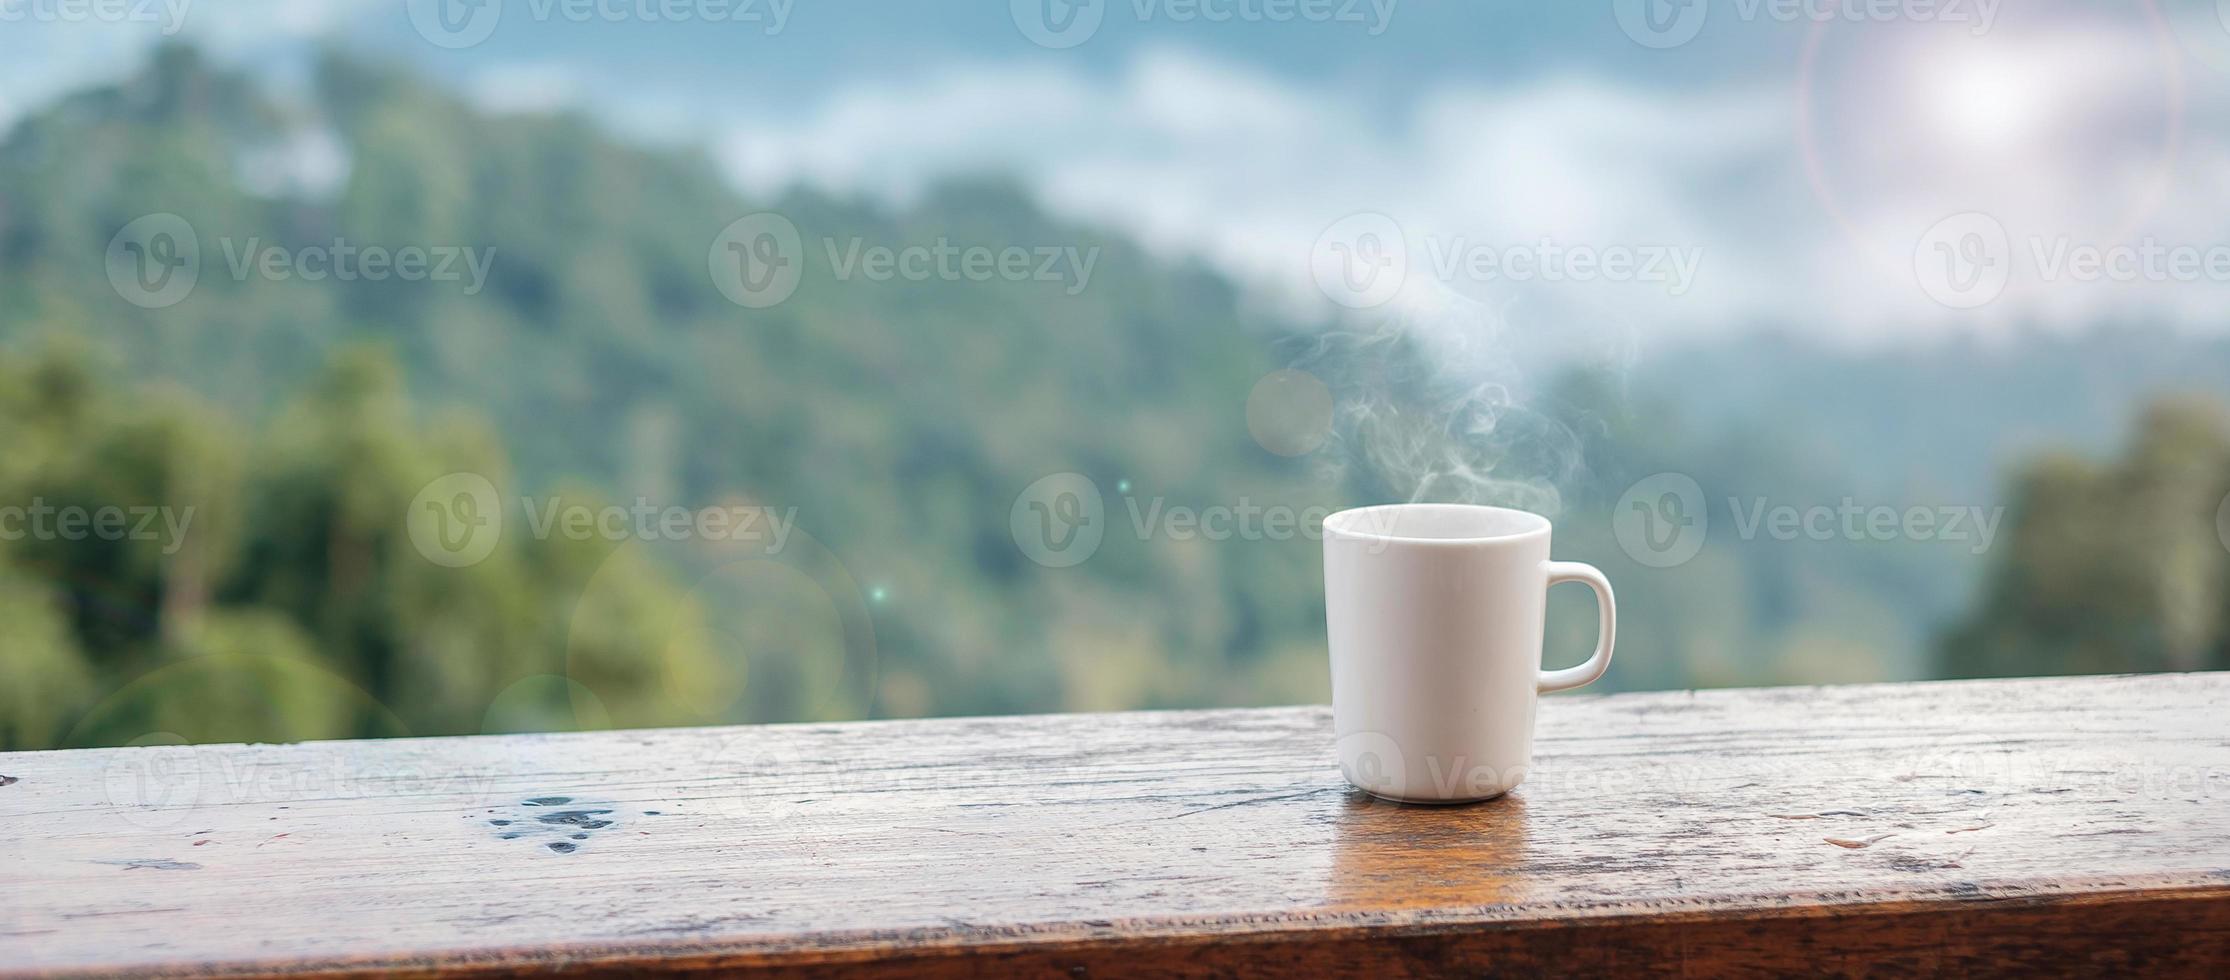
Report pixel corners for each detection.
[1292,309,1584,515]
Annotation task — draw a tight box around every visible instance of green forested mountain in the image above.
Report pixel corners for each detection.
[0,45,1343,747]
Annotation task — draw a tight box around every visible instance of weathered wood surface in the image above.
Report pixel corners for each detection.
[2,673,2227,977]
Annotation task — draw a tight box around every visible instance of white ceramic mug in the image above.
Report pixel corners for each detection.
[1322,504,1615,803]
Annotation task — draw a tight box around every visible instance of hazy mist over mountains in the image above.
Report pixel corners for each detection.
[12,2,2230,342]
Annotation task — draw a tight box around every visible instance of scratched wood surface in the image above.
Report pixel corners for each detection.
[2,673,2227,977]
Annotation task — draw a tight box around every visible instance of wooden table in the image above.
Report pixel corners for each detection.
[3,673,2227,977]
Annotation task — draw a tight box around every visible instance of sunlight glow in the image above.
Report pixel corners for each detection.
[1921,48,2053,154]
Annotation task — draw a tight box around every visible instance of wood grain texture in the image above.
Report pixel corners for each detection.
[2,673,2227,977]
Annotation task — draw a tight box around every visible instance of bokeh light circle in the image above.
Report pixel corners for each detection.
[1246,369,1335,456]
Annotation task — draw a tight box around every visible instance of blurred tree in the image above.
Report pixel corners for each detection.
[0,565,90,747]
[0,343,725,749]
[1940,397,2230,678]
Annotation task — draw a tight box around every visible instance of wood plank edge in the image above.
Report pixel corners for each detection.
[21,877,2230,978]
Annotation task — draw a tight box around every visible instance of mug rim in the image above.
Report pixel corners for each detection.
[1322,503,1551,545]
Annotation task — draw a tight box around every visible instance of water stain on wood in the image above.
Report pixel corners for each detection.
[484,798,620,854]
[91,859,201,871]
[536,810,614,830]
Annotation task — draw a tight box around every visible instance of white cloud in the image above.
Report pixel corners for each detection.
[715,47,1799,343]
[714,25,2230,346]
[469,62,587,115]
[235,127,352,198]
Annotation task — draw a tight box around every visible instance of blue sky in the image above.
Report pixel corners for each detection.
[7,0,2230,347]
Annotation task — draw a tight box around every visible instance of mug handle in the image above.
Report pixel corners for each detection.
[1537,561,1616,693]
